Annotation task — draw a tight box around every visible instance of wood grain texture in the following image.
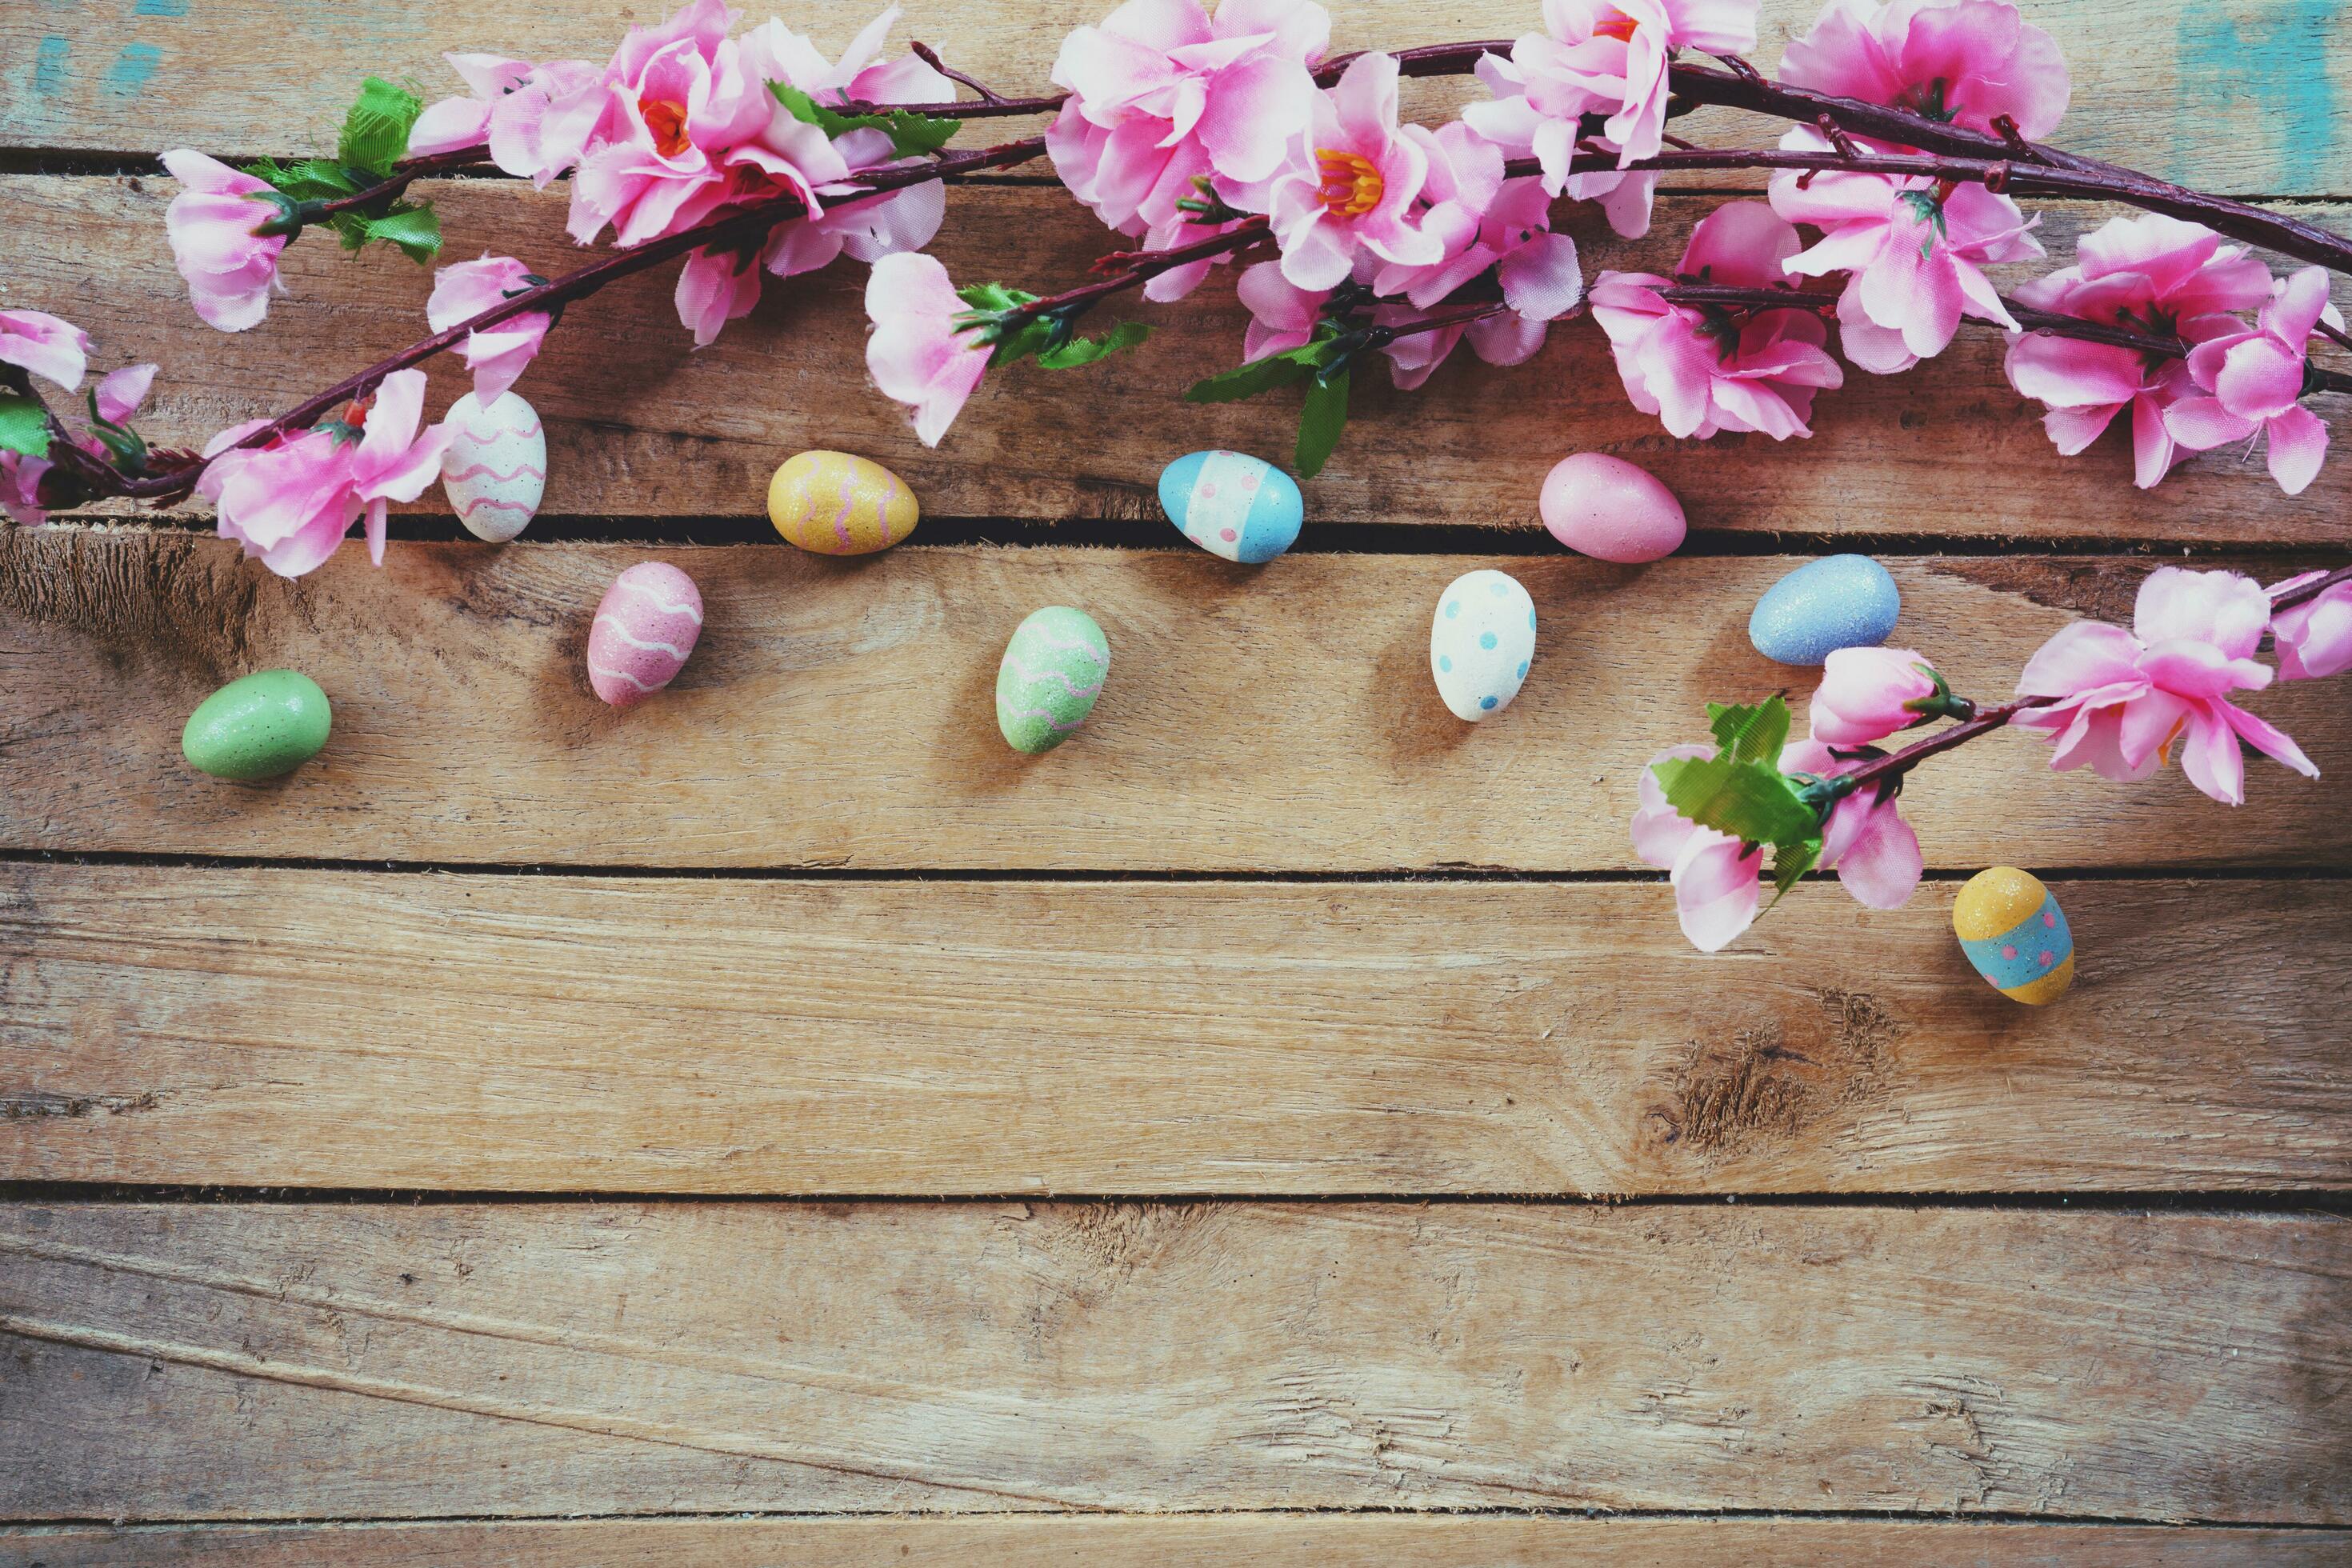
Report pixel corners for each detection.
[4,529,2346,870]
[2,1202,2346,1521]
[11,1517,2350,1566]
[1,0,2342,199]
[5,867,2348,1194]
[10,177,2352,538]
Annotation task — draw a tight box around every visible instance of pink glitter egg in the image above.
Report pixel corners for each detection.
[1540,452,1686,563]
[587,562,704,708]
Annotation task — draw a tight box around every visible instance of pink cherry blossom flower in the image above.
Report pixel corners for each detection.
[90,362,157,426]
[199,370,452,578]
[1047,0,1329,274]
[162,150,292,332]
[865,251,991,446]
[1266,54,1445,290]
[1779,0,2070,140]
[1632,744,1765,952]
[1236,262,1326,360]
[1770,126,2042,372]
[0,310,89,390]
[2269,571,2352,682]
[1466,0,1758,178]
[427,254,552,402]
[1368,161,1587,388]
[2002,214,2272,488]
[566,0,850,250]
[1780,738,1925,909]
[1810,646,1941,744]
[674,246,766,346]
[1590,201,1843,438]
[746,11,953,292]
[2014,566,2316,805]
[2163,266,2340,496]
[408,54,606,185]
[0,454,50,526]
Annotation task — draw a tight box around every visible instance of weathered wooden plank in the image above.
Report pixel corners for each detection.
[1,0,2340,198]
[2,1202,2345,1520]
[4,867,2347,1194]
[10,177,2352,538]
[2,530,2346,870]
[9,1517,2348,1566]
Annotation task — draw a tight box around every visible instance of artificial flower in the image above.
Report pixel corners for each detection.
[674,246,766,347]
[426,254,552,401]
[1371,164,1586,388]
[1266,53,1444,290]
[162,150,292,332]
[865,251,990,446]
[2268,570,2352,682]
[1781,738,1925,909]
[1770,126,2042,373]
[1466,0,1758,178]
[406,54,606,186]
[0,454,50,526]
[2014,565,2316,805]
[0,309,89,390]
[2003,214,2272,487]
[1809,645,1942,743]
[1590,201,1842,438]
[1631,743,1764,952]
[90,362,157,426]
[1778,0,2070,140]
[1235,261,1326,359]
[2164,266,2340,496]
[199,369,452,577]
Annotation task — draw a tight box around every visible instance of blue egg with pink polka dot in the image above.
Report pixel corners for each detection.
[1158,450,1304,564]
[1429,569,1537,722]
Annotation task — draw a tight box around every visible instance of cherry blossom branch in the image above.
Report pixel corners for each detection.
[1654,282,2352,394]
[78,134,1052,501]
[312,148,497,218]
[995,216,1273,330]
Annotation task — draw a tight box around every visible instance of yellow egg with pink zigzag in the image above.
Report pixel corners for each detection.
[767,450,918,555]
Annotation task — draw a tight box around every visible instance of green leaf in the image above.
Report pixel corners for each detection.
[1706,697,1790,767]
[1294,367,1350,478]
[0,394,50,460]
[338,77,426,176]
[954,281,1033,316]
[245,157,362,202]
[1767,836,1822,903]
[770,82,958,159]
[1649,754,1820,850]
[351,202,442,263]
[1183,346,1323,404]
[1035,320,1150,369]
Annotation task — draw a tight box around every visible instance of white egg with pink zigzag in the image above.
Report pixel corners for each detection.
[440,390,546,542]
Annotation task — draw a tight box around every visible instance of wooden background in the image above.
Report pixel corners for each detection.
[3,0,2350,1560]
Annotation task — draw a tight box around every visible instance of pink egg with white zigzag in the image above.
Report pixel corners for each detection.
[441,390,546,542]
[588,562,703,709]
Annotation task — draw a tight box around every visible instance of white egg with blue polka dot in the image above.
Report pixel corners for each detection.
[1430,569,1536,722]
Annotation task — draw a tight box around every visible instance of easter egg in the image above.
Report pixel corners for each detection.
[1158,450,1303,564]
[1749,554,1901,665]
[1953,866,2075,1006]
[588,562,704,708]
[181,670,331,780]
[997,606,1110,754]
[1540,452,1686,563]
[440,390,546,543]
[768,450,918,554]
[1430,570,1537,721]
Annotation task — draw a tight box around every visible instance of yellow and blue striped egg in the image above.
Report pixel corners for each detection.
[1953,866,2075,1005]
[768,450,918,555]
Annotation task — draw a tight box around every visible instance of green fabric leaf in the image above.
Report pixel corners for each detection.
[1706,697,1790,767]
[245,157,362,201]
[1649,754,1820,850]
[1294,367,1350,478]
[1182,346,1322,404]
[1035,320,1150,369]
[1768,836,1822,902]
[954,281,1034,315]
[352,202,442,263]
[338,77,426,176]
[0,394,50,460]
[770,82,958,158]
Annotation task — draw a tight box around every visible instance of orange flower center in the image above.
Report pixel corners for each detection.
[640,96,691,157]
[1591,8,1639,38]
[1314,149,1384,218]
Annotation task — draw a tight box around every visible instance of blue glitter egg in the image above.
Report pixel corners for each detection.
[1748,555,1901,665]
